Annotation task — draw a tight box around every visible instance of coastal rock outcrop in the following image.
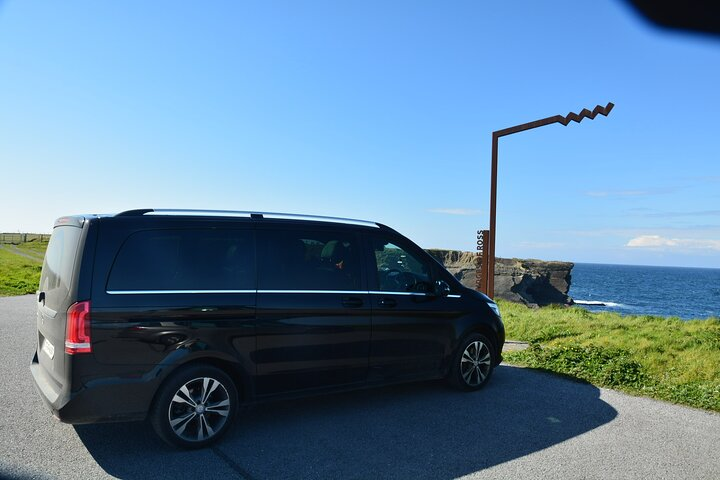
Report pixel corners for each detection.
[426,249,573,306]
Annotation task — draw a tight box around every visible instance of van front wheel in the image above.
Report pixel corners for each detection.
[448,334,495,391]
[150,365,238,448]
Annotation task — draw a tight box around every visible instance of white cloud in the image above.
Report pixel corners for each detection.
[626,235,720,251]
[517,241,566,248]
[639,210,720,218]
[585,187,679,198]
[428,208,483,216]
[626,235,676,247]
[586,190,650,197]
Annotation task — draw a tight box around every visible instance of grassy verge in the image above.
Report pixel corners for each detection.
[0,241,47,296]
[498,300,720,412]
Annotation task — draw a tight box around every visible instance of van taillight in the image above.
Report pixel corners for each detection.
[65,301,91,354]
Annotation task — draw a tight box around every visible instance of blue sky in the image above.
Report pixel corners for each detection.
[1,1,719,267]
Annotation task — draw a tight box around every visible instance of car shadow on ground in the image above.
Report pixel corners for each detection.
[75,365,617,479]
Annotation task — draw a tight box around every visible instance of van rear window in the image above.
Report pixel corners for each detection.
[107,229,255,292]
[40,225,83,309]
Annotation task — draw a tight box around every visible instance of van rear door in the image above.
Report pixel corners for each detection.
[35,218,86,400]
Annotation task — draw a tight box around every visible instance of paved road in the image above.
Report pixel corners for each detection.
[1,294,718,479]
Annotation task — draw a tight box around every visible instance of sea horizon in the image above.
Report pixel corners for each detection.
[570,261,720,271]
[568,262,720,320]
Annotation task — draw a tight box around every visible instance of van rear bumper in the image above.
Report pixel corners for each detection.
[30,351,67,417]
[30,351,157,424]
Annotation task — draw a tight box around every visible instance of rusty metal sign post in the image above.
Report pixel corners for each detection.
[481,102,614,298]
[475,229,490,293]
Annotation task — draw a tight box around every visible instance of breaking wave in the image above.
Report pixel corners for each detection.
[574,300,624,308]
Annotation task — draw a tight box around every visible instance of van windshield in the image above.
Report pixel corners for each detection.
[40,225,82,310]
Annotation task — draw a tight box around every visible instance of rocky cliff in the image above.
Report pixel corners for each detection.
[426,249,573,306]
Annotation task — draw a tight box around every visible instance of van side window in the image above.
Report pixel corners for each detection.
[257,230,361,291]
[107,229,255,291]
[372,237,433,293]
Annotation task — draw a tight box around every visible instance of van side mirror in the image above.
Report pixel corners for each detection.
[434,280,451,297]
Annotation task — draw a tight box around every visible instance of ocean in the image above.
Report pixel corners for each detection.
[569,263,720,320]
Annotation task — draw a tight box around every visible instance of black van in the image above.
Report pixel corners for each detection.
[31,209,504,448]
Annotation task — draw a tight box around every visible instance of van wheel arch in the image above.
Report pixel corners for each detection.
[151,357,249,410]
[456,324,499,364]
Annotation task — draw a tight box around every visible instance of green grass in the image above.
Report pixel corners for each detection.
[0,241,47,296]
[499,300,720,412]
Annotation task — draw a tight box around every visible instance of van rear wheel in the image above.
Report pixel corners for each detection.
[150,365,238,448]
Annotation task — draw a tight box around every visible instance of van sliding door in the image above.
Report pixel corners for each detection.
[254,226,371,396]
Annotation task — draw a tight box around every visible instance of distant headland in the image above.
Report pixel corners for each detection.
[426,249,573,307]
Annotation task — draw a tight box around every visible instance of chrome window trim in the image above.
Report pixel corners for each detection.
[106,289,367,295]
[368,290,428,296]
[106,290,256,295]
[258,290,367,295]
[106,289,463,297]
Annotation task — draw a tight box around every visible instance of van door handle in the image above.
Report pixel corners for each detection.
[341,296,364,308]
[38,291,45,305]
[378,297,397,308]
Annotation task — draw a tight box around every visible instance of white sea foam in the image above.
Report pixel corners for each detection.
[574,300,624,308]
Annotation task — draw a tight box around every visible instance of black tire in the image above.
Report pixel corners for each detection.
[150,364,238,449]
[448,333,496,391]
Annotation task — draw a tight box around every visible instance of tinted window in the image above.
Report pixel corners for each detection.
[258,229,361,291]
[40,225,83,309]
[372,237,433,293]
[107,229,255,291]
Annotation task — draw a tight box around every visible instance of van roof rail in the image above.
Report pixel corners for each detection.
[115,209,154,217]
[114,208,381,228]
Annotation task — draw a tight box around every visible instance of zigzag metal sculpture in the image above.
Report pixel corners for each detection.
[557,102,615,126]
[482,102,614,298]
[494,102,614,138]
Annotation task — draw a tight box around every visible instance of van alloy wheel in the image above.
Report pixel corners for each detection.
[448,333,495,391]
[168,377,231,442]
[460,340,492,387]
[151,365,238,448]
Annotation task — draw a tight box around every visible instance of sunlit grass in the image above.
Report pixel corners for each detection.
[499,300,720,412]
[0,245,44,296]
